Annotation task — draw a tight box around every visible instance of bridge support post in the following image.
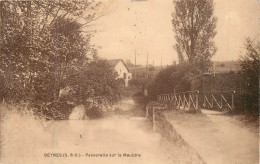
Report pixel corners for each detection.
[196,91,199,110]
[231,91,235,110]
[152,107,156,131]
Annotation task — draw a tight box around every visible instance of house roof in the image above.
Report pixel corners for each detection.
[107,59,129,72]
[107,59,121,67]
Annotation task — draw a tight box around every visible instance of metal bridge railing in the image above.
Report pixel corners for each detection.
[157,90,200,111]
[157,90,235,111]
[201,90,235,111]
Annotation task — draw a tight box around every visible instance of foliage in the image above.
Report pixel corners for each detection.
[85,106,103,119]
[147,62,194,100]
[65,57,124,107]
[148,65,156,71]
[239,38,259,115]
[0,1,100,103]
[149,0,217,101]
[218,63,225,67]
[0,1,123,119]
[129,71,149,89]
[125,59,135,67]
[172,0,217,70]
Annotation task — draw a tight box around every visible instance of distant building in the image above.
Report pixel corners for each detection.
[107,59,132,87]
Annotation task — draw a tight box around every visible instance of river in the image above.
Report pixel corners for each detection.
[2,97,200,164]
[39,115,173,164]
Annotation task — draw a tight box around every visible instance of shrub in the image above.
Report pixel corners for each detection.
[85,106,103,119]
[219,63,225,67]
[147,62,194,100]
[148,66,156,71]
[65,57,123,107]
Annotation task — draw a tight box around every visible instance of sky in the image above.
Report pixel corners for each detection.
[91,0,260,66]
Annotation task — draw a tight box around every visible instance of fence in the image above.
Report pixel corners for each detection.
[157,90,200,110]
[201,90,235,111]
[157,90,235,111]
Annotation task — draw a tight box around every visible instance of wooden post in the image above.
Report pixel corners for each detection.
[173,89,176,109]
[231,91,235,110]
[145,106,149,118]
[167,95,171,108]
[220,95,223,110]
[211,94,214,109]
[203,94,205,109]
[196,91,199,110]
[152,107,155,131]
[188,94,191,110]
[178,95,181,110]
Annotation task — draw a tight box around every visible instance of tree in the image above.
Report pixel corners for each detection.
[239,38,259,115]
[147,62,192,100]
[125,59,135,67]
[0,1,101,103]
[65,57,124,106]
[0,1,123,119]
[148,65,155,71]
[33,17,89,102]
[172,0,217,70]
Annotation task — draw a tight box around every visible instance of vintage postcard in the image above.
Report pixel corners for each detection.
[0,0,259,164]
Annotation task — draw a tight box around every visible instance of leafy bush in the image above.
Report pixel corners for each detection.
[129,71,149,89]
[85,106,103,119]
[147,62,195,100]
[217,63,225,67]
[148,66,156,71]
[129,78,148,89]
[65,57,124,107]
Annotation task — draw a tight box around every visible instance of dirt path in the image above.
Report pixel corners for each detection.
[202,110,259,163]
[165,109,259,164]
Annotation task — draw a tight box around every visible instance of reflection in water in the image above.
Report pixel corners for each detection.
[3,98,200,164]
[47,116,173,164]
[114,98,136,111]
[4,113,174,164]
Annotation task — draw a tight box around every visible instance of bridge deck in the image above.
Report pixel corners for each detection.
[163,109,259,164]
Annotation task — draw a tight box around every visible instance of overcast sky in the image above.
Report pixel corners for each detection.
[91,0,260,66]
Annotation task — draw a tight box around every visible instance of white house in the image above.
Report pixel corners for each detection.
[107,59,132,87]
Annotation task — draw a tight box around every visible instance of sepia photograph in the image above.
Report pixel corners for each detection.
[0,0,259,163]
